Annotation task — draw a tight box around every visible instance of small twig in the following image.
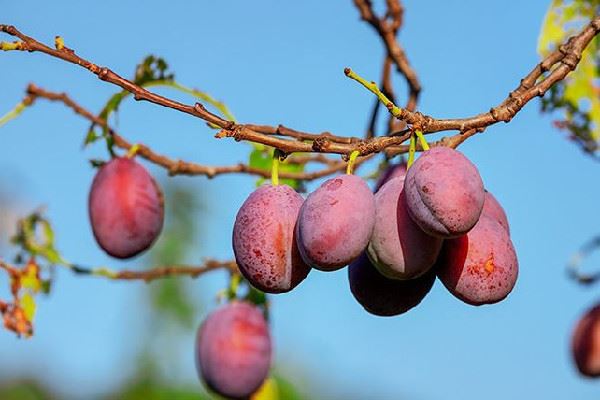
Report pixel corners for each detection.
[69,259,239,283]
[568,236,600,285]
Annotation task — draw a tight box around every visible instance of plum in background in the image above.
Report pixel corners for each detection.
[571,302,600,378]
[348,253,436,317]
[368,176,442,280]
[195,301,272,399]
[296,175,375,271]
[482,190,510,233]
[404,147,485,238]
[88,157,164,259]
[233,184,310,293]
[436,215,518,306]
[374,162,407,192]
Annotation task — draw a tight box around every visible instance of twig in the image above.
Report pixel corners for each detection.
[2,15,600,156]
[69,259,239,283]
[23,84,370,180]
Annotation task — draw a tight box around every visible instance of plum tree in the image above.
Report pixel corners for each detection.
[195,301,271,399]
[404,147,485,238]
[368,176,442,280]
[296,174,375,271]
[482,190,510,233]
[436,215,518,306]
[88,157,164,259]
[233,184,310,293]
[571,303,600,378]
[348,253,436,317]
[2,0,600,393]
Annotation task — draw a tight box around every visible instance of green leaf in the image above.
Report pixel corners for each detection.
[248,148,304,189]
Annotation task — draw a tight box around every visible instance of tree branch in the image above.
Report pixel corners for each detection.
[2,14,600,158]
[23,84,371,180]
[69,259,239,282]
[353,0,420,111]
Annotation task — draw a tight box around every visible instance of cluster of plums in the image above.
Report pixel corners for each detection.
[232,146,518,309]
[87,149,522,399]
[191,146,520,398]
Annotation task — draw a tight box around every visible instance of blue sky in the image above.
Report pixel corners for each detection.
[1,0,599,399]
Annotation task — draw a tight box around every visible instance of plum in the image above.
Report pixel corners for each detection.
[368,177,442,280]
[233,184,310,293]
[571,303,600,378]
[348,253,435,317]
[404,147,485,238]
[296,175,375,271]
[88,157,164,259]
[482,190,510,233]
[196,301,272,399]
[436,215,518,306]
[374,162,407,192]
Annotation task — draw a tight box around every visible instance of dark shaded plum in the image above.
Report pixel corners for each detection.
[368,177,442,280]
[436,215,518,306]
[482,190,510,234]
[571,302,600,378]
[348,253,436,317]
[195,302,272,399]
[404,147,485,238]
[88,157,164,259]
[374,162,407,192]
[296,175,375,271]
[233,184,310,293]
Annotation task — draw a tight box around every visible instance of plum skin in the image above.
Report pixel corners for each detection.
[368,177,442,280]
[88,157,164,259]
[196,301,272,399]
[233,184,310,293]
[296,174,375,271]
[374,162,407,192]
[571,303,600,377]
[404,147,485,238]
[348,252,435,317]
[436,215,518,306]
[482,190,510,233]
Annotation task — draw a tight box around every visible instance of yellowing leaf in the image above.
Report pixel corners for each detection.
[20,293,36,322]
[21,261,41,293]
[251,378,279,400]
[538,0,565,56]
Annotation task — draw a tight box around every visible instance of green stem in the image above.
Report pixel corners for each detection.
[344,67,403,119]
[0,101,29,128]
[415,130,430,151]
[126,143,140,158]
[271,149,281,186]
[407,134,416,168]
[227,273,242,300]
[346,150,360,175]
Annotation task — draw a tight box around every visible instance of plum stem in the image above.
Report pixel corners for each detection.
[346,150,360,174]
[407,133,416,168]
[227,273,242,300]
[126,143,140,158]
[415,130,430,151]
[271,149,281,186]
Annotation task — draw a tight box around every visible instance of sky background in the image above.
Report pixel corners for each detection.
[1,0,599,399]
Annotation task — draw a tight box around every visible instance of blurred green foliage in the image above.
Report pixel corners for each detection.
[539,0,600,155]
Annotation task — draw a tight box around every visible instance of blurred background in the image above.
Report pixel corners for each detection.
[1,1,599,399]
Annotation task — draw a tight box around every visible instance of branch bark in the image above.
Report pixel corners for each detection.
[2,14,600,156]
